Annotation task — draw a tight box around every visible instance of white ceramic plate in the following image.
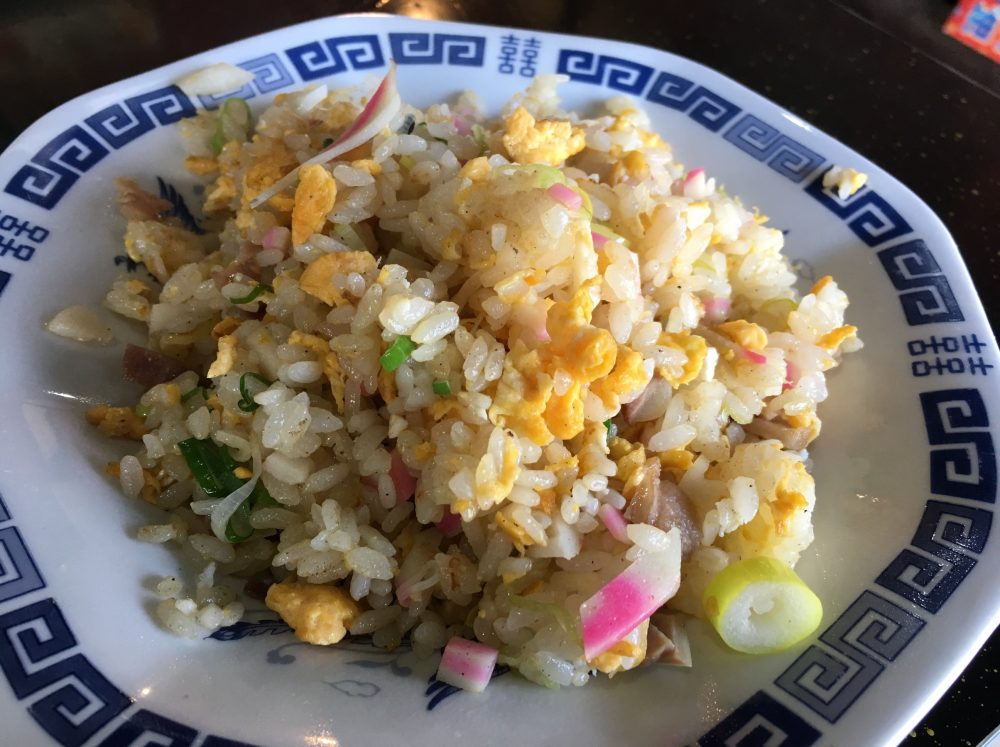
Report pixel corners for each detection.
[0,13,997,747]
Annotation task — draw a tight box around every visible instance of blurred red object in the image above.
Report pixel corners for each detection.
[944,0,1000,62]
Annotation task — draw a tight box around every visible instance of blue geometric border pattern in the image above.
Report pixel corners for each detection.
[803,169,912,247]
[0,526,45,603]
[0,494,262,746]
[645,71,742,133]
[556,50,656,95]
[85,86,195,150]
[920,388,996,502]
[199,54,296,109]
[284,34,385,81]
[696,690,821,745]
[3,126,109,210]
[722,113,824,182]
[878,240,965,325]
[389,32,486,67]
[3,86,194,210]
[774,591,924,723]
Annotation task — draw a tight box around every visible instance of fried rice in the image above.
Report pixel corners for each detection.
[84,70,861,688]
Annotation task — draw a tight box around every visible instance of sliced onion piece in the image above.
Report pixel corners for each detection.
[579,528,681,660]
[177,63,254,97]
[703,557,822,654]
[209,449,261,541]
[598,504,629,543]
[546,183,582,211]
[436,637,498,693]
[250,63,401,209]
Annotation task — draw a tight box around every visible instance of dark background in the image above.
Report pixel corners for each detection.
[1,1,996,744]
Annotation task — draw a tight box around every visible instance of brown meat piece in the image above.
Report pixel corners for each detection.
[122,344,188,387]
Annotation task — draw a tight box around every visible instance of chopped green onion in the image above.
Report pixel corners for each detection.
[379,336,417,372]
[321,137,334,148]
[603,418,617,444]
[181,386,208,404]
[229,282,273,305]
[398,154,415,170]
[432,380,452,396]
[527,164,568,189]
[176,437,275,543]
[591,223,630,248]
[333,223,366,252]
[238,372,272,412]
[471,123,488,151]
[211,98,253,155]
[433,136,449,144]
[135,403,151,419]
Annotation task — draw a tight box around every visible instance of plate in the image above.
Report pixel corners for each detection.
[0,13,997,747]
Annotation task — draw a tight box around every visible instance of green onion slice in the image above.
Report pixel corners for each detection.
[432,380,452,396]
[379,336,417,372]
[176,437,275,543]
[230,282,273,305]
[238,372,272,412]
[211,98,253,155]
[333,223,366,252]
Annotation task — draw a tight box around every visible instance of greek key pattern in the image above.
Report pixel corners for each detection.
[3,126,109,210]
[99,708,198,746]
[920,388,996,502]
[804,168,913,247]
[556,49,655,95]
[389,32,485,67]
[878,239,965,325]
[646,71,742,132]
[877,500,992,613]
[721,113,825,181]
[0,270,9,299]
[284,34,384,81]
[199,54,296,109]
[775,591,925,722]
[0,527,45,604]
[85,87,195,150]
[696,690,821,745]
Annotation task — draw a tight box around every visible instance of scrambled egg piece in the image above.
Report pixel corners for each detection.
[609,107,666,148]
[86,405,146,440]
[659,448,695,482]
[299,251,378,306]
[211,317,243,339]
[502,106,586,166]
[242,139,298,212]
[474,428,522,507]
[822,165,868,199]
[265,581,360,645]
[291,164,338,245]
[716,320,767,352]
[610,150,650,184]
[494,505,541,553]
[784,410,822,446]
[657,332,708,387]
[589,620,649,675]
[818,324,858,351]
[207,334,238,378]
[489,342,555,446]
[184,155,218,176]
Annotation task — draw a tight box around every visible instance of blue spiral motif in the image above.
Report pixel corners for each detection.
[0,526,45,603]
[919,388,996,501]
[3,126,109,209]
[878,239,964,325]
[721,113,824,181]
[804,168,913,247]
[696,690,821,745]
[877,500,992,613]
[285,34,385,81]
[646,71,741,131]
[390,33,486,67]
[86,86,195,149]
[99,709,198,746]
[556,49,654,95]
[775,591,924,722]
